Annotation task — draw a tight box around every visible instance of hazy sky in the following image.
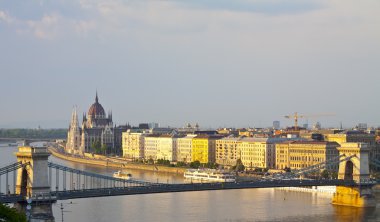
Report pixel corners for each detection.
[0,0,379,129]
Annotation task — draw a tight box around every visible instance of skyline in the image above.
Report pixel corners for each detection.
[1,1,379,128]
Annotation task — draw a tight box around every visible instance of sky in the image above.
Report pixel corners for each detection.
[0,0,379,129]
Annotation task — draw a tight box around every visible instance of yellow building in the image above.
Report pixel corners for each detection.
[122,130,146,160]
[215,137,241,167]
[325,131,378,168]
[275,141,340,171]
[192,135,223,163]
[238,138,276,170]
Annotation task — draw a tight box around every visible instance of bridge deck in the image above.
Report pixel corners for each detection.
[53,179,362,200]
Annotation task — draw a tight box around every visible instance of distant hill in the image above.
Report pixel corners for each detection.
[0,128,67,139]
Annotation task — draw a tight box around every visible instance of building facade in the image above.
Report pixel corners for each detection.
[177,135,196,163]
[156,135,178,161]
[144,135,159,160]
[66,93,130,155]
[66,107,81,154]
[325,131,378,171]
[122,130,147,160]
[215,137,241,167]
[238,138,276,170]
[191,135,222,163]
[143,135,178,161]
[275,141,340,171]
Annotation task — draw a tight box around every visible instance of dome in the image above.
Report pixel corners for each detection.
[88,93,105,117]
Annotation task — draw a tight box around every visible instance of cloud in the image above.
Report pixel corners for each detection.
[172,0,324,15]
[0,10,13,24]
[26,14,59,39]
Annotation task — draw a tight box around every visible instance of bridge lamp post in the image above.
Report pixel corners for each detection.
[26,198,32,222]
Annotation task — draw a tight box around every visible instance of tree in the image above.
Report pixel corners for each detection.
[156,159,170,166]
[284,167,291,173]
[176,161,187,167]
[147,158,154,165]
[204,162,219,169]
[101,144,108,155]
[234,159,245,172]
[0,203,27,222]
[321,169,329,179]
[331,171,338,179]
[91,140,101,154]
[190,161,201,169]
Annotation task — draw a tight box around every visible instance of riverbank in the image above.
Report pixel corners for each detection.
[48,147,187,175]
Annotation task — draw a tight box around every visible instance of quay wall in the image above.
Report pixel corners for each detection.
[48,147,186,175]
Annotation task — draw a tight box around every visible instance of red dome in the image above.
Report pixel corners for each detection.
[88,93,105,117]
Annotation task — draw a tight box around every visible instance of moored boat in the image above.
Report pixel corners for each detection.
[184,169,236,182]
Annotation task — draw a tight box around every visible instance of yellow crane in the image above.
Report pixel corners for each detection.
[284,112,335,130]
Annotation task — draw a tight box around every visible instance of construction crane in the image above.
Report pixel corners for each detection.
[284,112,335,130]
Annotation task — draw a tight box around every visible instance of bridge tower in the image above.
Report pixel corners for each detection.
[332,142,376,207]
[14,144,55,222]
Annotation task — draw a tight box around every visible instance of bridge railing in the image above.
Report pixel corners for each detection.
[51,179,360,200]
[48,162,156,192]
[0,161,30,198]
[281,154,357,179]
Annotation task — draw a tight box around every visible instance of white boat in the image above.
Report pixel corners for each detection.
[184,169,236,182]
[113,171,132,180]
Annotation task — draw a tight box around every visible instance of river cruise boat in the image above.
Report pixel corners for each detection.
[113,171,132,180]
[184,169,236,182]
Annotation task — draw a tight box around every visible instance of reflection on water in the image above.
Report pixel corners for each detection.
[1,145,379,222]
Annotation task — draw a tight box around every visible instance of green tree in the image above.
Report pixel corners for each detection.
[0,128,67,139]
[101,144,108,155]
[147,158,154,165]
[91,140,101,154]
[176,161,187,167]
[321,169,329,179]
[190,160,201,169]
[204,162,219,169]
[284,167,291,172]
[234,159,245,172]
[0,203,27,222]
[331,171,338,179]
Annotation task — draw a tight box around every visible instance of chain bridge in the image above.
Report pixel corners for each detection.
[0,143,379,221]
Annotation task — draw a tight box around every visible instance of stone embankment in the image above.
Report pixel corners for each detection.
[48,147,186,175]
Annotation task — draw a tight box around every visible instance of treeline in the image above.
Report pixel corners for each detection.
[0,128,67,139]
[0,203,27,222]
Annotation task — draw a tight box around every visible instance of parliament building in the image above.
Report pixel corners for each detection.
[66,93,129,155]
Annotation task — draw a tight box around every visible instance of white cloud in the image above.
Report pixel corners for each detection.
[0,10,13,24]
[26,14,61,39]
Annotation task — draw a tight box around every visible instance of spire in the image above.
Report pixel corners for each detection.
[73,106,79,127]
[70,106,79,129]
[95,91,99,103]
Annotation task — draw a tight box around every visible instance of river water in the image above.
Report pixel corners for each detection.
[1,145,379,222]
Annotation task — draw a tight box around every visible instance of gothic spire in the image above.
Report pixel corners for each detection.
[70,106,79,128]
[95,91,99,103]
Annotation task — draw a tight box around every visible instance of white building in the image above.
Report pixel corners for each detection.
[177,134,196,163]
[144,135,178,161]
[238,138,276,170]
[122,130,147,160]
[144,136,159,160]
[156,135,178,161]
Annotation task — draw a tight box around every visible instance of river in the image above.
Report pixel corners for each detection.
[1,145,379,222]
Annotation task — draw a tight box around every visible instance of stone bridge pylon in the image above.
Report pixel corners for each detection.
[332,142,376,207]
[14,144,55,222]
